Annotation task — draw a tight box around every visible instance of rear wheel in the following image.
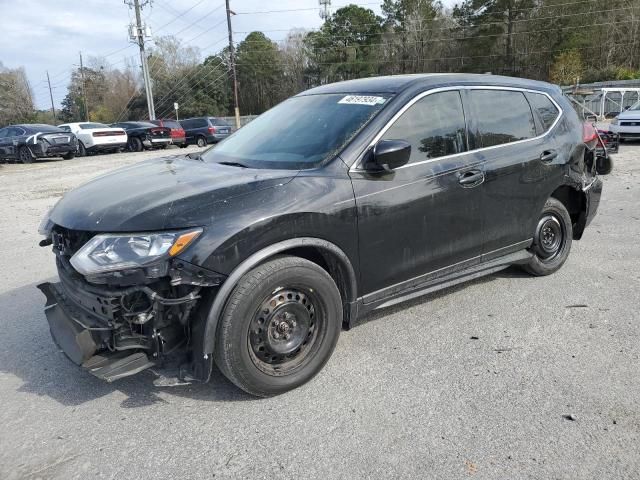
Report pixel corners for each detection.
[523,197,573,276]
[214,256,342,397]
[18,146,33,164]
[196,136,207,148]
[62,151,75,160]
[128,137,143,152]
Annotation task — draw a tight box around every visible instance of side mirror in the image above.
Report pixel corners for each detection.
[369,139,411,171]
[596,154,613,175]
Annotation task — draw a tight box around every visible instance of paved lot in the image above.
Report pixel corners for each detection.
[1,144,639,479]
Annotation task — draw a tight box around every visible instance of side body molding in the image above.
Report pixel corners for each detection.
[197,237,358,378]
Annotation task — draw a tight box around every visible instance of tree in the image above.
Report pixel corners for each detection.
[236,32,284,114]
[0,62,35,126]
[305,6,383,83]
[550,50,584,85]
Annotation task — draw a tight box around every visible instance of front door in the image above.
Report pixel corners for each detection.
[350,90,485,302]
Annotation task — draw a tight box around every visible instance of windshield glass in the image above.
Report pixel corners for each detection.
[30,125,62,133]
[627,100,640,111]
[202,93,390,169]
[79,123,109,129]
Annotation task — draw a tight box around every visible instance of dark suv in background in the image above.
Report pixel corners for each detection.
[181,117,232,147]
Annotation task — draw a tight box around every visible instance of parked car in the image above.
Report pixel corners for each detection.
[0,124,77,163]
[149,119,188,148]
[110,121,171,151]
[38,74,611,397]
[181,117,232,147]
[58,122,127,156]
[609,101,640,141]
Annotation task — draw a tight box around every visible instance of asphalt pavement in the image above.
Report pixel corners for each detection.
[0,144,639,479]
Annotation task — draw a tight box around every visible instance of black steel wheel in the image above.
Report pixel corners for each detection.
[214,256,342,397]
[523,197,572,276]
[18,146,33,164]
[196,136,207,148]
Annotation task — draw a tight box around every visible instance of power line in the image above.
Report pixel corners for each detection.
[234,2,380,15]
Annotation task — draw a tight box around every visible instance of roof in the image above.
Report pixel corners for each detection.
[299,73,560,96]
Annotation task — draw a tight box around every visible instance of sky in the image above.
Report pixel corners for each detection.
[0,0,454,110]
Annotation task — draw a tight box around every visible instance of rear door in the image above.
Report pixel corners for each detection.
[351,89,485,301]
[463,88,564,260]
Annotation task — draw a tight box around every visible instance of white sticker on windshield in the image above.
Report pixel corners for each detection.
[338,95,386,106]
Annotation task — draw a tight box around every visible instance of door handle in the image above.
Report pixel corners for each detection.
[458,170,485,187]
[540,150,557,163]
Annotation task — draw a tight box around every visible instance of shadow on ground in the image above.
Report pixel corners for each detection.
[1,266,527,407]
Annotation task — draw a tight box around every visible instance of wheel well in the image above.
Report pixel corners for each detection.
[277,246,356,326]
[550,185,587,239]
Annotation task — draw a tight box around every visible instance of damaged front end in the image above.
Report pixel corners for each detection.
[38,225,224,383]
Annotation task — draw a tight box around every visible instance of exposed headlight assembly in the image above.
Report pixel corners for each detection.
[70,228,202,276]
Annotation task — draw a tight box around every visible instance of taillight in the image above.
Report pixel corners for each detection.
[208,126,217,134]
[583,122,598,147]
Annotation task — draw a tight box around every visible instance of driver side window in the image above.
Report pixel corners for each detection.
[381,90,468,164]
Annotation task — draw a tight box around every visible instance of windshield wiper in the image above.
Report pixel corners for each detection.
[217,161,249,168]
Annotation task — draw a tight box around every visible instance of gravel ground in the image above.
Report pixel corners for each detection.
[0,143,639,479]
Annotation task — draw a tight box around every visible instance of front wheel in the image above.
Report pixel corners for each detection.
[61,151,75,160]
[77,141,87,157]
[214,256,342,397]
[18,146,33,164]
[523,197,573,276]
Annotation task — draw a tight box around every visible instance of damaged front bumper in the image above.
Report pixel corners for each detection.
[38,251,224,383]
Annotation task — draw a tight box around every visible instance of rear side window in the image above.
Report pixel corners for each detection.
[162,120,181,129]
[468,90,536,148]
[210,118,230,126]
[382,90,467,163]
[527,92,560,132]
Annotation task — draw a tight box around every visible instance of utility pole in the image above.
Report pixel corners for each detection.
[226,0,241,129]
[128,0,155,120]
[79,52,89,121]
[46,71,57,125]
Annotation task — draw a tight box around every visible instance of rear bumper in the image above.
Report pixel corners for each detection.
[87,142,127,152]
[143,138,171,148]
[584,176,603,228]
[171,137,187,145]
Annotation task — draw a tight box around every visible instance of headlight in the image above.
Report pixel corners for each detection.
[610,117,619,125]
[70,228,202,275]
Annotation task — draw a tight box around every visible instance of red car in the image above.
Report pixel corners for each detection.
[150,119,188,148]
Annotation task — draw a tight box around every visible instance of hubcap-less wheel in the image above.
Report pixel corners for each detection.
[197,137,207,147]
[534,214,564,261]
[248,288,321,375]
[19,147,33,164]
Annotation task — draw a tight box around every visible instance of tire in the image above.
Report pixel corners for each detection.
[18,146,33,164]
[214,256,342,397]
[196,136,207,148]
[179,144,188,149]
[62,151,75,160]
[523,197,573,276]
[77,141,87,157]
[128,137,143,152]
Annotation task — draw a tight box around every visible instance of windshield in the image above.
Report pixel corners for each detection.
[29,125,62,133]
[626,100,640,111]
[202,93,390,169]
[79,123,109,129]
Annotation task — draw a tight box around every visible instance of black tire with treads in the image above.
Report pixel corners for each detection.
[214,256,342,397]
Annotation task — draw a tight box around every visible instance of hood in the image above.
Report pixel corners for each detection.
[50,155,297,232]
[617,109,640,120]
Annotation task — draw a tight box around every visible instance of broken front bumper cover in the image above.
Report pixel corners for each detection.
[38,282,155,382]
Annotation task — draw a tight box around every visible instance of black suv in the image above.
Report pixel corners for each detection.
[38,74,611,396]
[181,116,232,146]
